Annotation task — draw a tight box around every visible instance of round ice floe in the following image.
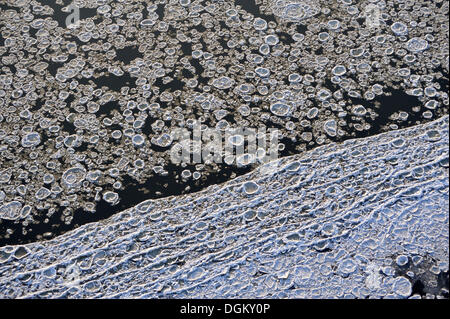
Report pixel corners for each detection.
[318,32,330,41]
[332,65,347,76]
[316,89,331,101]
[228,134,244,146]
[236,153,255,166]
[301,132,313,142]
[259,44,270,55]
[43,174,55,184]
[103,191,119,205]
[323,119,337,137]
[243,181,259,195]
[406,38,428,53]
[390,22,408,35]
[425,130,441,141]
[255,67,270,77]
[350,47,365,57]
[352,105,367,116]
[274,1,320,22]
[264,35,279,46]
[238,105,250,116]
[253,17,267,30]
[20,205,32,218]
[243,209,257,221]
[0,170,11,184]
[423,111,433,119]
[181,169,191,179]
[270,102,291,116]
[288,73,302,83]
[327,19,340,30]
[192,50,202,59]
[396,255,409,267]
[21,132,41,148]
[140,19,155,27]
[86,170,102,183]
[31,19,45,29]
[151,133,172,147]
[179,0,191,6]
[424,87,437,97]
[132,134,145,147]
[62,166,87,187]
[97,4,111,14]
[391,138,405,148]
[306,107,319,119]
[78,32,92,42]
[392,276,412,297]
[193,172,201,180]
[255,148,266,162]
[212,76,233,89]
[0,201,22,220]
[35,187,51,200]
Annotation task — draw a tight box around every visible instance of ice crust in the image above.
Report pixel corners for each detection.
[0,116,448,299]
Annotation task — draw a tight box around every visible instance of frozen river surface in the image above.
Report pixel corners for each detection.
[0,115,448,299]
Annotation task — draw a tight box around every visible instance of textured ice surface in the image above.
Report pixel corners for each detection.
[0,116,448,299]
[270,0,321,22]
